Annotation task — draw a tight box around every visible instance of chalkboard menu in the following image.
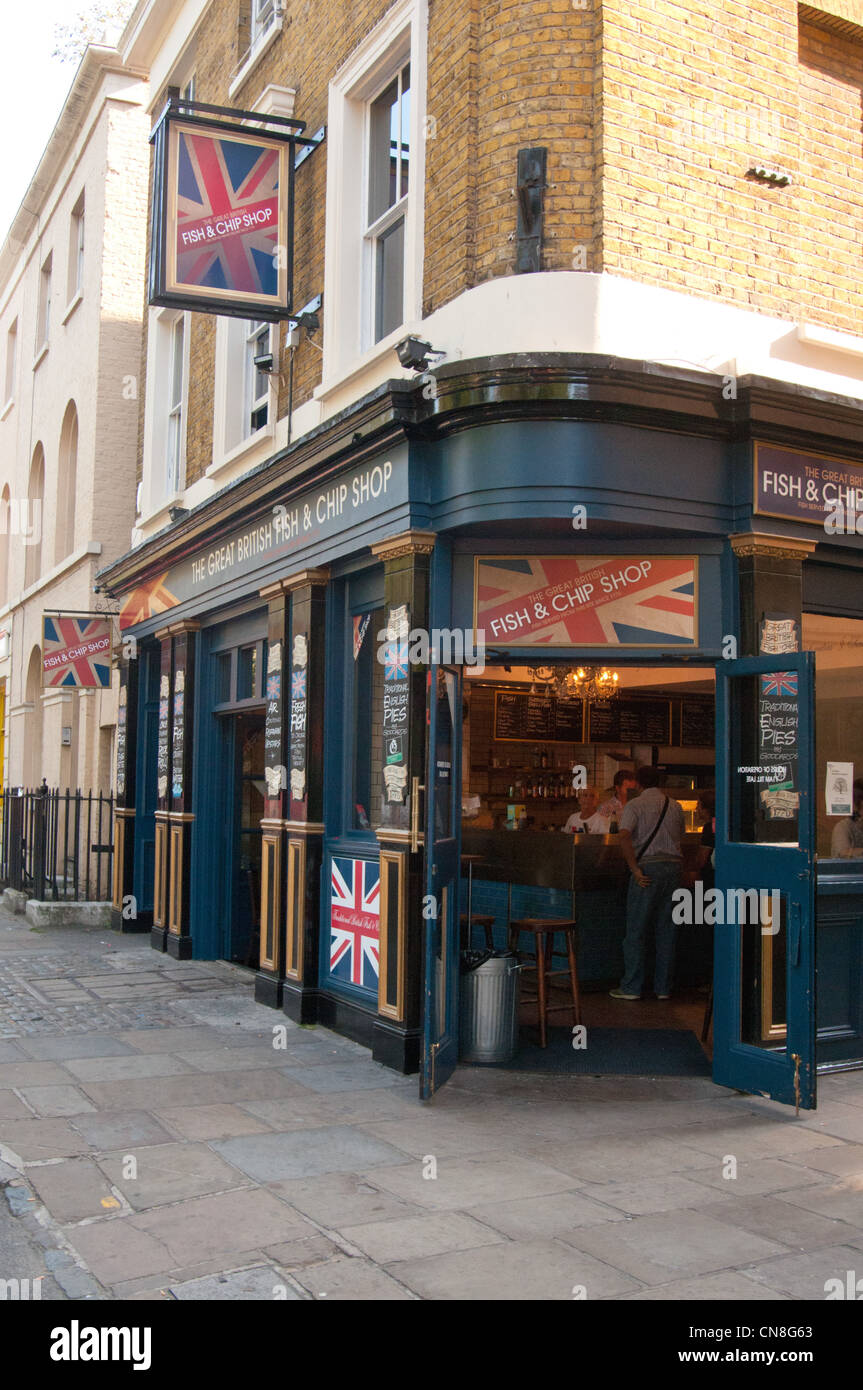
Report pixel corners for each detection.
[289,633,308,805]
[116,688,127,797]
[494,691,585,743]
[681,697,714,748]
[156,673,170,804]
[587,698,671,745]
[263,639,283,801]
[171,683,185,801]
[381,604,410,803]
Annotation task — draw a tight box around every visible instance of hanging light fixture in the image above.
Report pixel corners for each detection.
[527,664,620,703]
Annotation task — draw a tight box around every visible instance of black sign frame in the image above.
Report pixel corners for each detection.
[148,95,322,322]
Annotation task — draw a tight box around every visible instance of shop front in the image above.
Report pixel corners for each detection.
[101,359,863,1111]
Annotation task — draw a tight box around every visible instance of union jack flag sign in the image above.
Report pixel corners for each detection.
[42,617,112,688]
[159,119,289,315]
[475,555,697,648]
[761,672,798,698]
[329,856,380,992]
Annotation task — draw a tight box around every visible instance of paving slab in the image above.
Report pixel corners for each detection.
[577,1173,736,1216]
[175,1045,297,1073]
[1,1116,91,1161]
[0,1061,73,1088]
[77,1069,308,1111]
[340,1211,505,1264]
[114,1026,249,1053]
[0,1090,33,1120]
[366,1154,582,1211]
[264,1233,343,1269]
[68,1109,176,1151]
[360,1113,541,1160]
[279,1061,413,1093]
[293,1256,416,1300]
[741,1243,863,1299]
[665,1119,844,1162]
[267,1171,425,1228]
[779,1144,863,1180]
[773,1179,863,1228]
[15,1085,96,1117]
[169,1265,301,1300]
[794,1101,863,1144]
[620,1270,789,1300]
[392,1237,642,1300]
[700,1194,853,1251]
[62,1054,196,1082]
[67,1220,174,1285]
[686,1157,830,1199]
[14,1035,137,1060]
[155,1103,274,1141]
[465,1190,625,1239]
[97,1142,252,1210]
[510,1132,715,1185]
[131,1188,314,1266]
[211,1125,412,1182]
[27,1157,119,1221]
[560,1210,789,1286]
[0,1040,28,1061]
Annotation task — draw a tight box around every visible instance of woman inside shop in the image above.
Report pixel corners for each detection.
[831,779,863,858]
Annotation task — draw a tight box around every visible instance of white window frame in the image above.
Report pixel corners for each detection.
[140,306,190,519]
[321,0,427,388]
[4,318,17,408]
[166,315,186,497]
[244,319,270,435]
[251,0,276,47]
[37,253,52,355]
[67,192,85,305]
[211,315,275,474]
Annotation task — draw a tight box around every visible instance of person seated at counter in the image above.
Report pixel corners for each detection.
[831,779,863,858]
[563,785,607,834]
[597,769,638,829]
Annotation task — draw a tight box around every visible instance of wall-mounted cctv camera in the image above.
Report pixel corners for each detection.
[253,351,276,374]
[396,335,443,372]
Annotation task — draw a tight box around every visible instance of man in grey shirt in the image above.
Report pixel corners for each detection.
[610,765,686,1000]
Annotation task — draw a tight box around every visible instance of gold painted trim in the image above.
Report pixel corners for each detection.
[370,529,437,561]
[259,568,330,600]
[285,835,306,980]
[114,806,136,820]
[153,819,169,928]
[168,822,184,935]
[378,848,407,1021]
[167,811,195,823]
[730,530,818,560]
[260,832,281,973]
[375,827,422,846]
[283,820,325,834]
[112,820,125,911]
[260,817,289,830]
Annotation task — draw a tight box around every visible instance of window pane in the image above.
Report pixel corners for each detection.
[353,607,385,831]
[215,652,232,704]
[368,77,399,224]
[375,216,405,342]
[803,613,863,859]
[171,320,184,408]
[400,65,411,200]
[237,646,257,701]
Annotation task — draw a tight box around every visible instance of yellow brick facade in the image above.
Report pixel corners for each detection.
[135,0,863,492]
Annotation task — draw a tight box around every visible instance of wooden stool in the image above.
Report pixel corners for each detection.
[508,918,581,1047]
[459,913,496,951]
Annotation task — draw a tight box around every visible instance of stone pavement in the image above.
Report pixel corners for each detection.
[1,906,862,1301]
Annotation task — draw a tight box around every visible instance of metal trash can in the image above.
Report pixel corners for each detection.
[459,951,520,1064]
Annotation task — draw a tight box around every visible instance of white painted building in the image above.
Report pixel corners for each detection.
[0,45,150,792]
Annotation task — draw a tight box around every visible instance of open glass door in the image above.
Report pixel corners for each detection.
[419,664,462,1100]
[714,652,816,1109]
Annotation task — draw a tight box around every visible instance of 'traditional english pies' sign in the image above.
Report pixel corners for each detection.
[120,454,406,630]
[474,555,697,648]
[754,442,863,525]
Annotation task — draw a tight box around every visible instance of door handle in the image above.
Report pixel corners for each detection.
[410,777,425,854]
[788,899,801,967]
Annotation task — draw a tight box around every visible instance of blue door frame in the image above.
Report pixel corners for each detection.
[714,653,816,1110]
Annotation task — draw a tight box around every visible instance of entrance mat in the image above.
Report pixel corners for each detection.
[485,1027,711,1077]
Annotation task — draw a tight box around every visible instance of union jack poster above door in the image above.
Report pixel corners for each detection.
[148,103,297,319]
[474,555,698,648]
[329,856,380,995]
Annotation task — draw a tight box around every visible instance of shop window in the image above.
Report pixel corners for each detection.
[215,651,232,705]
[213,637,267,708]
[803,612,863,859]
[237,645,257,701]
[351,605,385,832]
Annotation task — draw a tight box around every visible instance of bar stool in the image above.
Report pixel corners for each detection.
[507,917,581,1047]
[459,912,496,951]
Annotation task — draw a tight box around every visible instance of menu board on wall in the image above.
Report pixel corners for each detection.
[116,686,127,797]
[588,698,672,745]
[494,691,585,743]
[156,673,170,804]
[382,604,410,804]
[681,697,715,748]
[263,639,284,800]
[171,680,185,801]
[289,633,308,805]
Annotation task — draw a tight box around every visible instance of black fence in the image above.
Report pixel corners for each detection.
[0,785,115,903]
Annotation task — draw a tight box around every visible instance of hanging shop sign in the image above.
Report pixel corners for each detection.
[474,555,697,648]
[148,97,319,321]
[119,453,406,630]
[42,616,112,688]
[754,442,863,527]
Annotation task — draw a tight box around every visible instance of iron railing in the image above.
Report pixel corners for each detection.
[0,785,115,903]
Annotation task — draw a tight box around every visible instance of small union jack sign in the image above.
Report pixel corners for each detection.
[291,670,306,700]
[761,672,798,698]
[384,642,409,682]
[42,617,111,688]
[330,856,380,991]
[266,672,281,702]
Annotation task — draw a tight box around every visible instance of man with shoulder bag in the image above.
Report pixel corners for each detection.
[610,765,686,1001]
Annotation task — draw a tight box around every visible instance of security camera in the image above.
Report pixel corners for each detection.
[253,351,275,373]
[396,336,440,371]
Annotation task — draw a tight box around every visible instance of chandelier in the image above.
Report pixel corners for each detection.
[527,664,620,703]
